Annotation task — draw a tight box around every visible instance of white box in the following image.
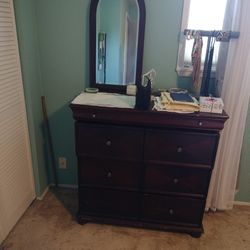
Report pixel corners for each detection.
[199,96,213,112]
[199,97,224,114]
[126,84,137,96]
[211,98,224,114]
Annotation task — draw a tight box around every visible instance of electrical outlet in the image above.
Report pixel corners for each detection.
[58,157,67,169]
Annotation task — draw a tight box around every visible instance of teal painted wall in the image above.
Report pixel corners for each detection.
[13,0,250,202]
[35,0,90,185]
[235,100,250,202]
[32,0,184,186]
[13,0,49,196]
[143,0,183,90]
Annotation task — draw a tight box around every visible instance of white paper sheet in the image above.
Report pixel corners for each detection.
[71,92,135,109]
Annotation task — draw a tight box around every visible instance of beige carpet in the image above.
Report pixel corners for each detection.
[1,188,250,250]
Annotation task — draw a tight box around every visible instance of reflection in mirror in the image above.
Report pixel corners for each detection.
[96,0,139,85]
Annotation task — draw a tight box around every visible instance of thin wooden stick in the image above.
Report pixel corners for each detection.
[41,96,58,187]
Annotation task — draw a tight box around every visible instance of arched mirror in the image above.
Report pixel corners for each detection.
[89,0,146,93]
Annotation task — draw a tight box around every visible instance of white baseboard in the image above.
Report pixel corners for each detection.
[50,183,78,189]
[234,201,250,206]
[36,186,49,200]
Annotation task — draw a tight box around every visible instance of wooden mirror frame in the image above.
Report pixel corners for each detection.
[89,0,146,93]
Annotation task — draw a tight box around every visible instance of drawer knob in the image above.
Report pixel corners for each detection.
[106,140,112,147]
[107,172,112,178]
[198,121,203,126]
[177,146,183,153]
[92,113,96,118]
[169,209,174,215]
[173,178,179,184]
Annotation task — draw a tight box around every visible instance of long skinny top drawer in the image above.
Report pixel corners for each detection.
[75,123,143,160]
[145,130,218,165]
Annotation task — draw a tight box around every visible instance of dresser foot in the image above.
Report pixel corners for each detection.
[77,214,89,225]
[190,232,202,238]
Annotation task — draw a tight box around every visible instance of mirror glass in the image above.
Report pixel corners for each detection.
[96,0,139,85]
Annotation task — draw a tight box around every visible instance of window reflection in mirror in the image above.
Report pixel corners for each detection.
[96,0,139,85]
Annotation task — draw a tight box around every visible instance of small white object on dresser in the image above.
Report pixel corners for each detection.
[199,97,224,114]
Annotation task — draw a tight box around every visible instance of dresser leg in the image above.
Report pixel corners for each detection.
[77,214,89,225]
[190,232,202,238]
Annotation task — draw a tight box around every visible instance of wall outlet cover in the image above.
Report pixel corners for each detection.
[58,157,67,169]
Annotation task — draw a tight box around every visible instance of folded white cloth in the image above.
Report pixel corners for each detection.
[71,92,135,109]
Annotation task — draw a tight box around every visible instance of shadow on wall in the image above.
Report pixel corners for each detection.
[50,187,78,218]
[43,103,78,186]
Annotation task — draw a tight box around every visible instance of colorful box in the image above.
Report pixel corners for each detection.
[199,97,224,114]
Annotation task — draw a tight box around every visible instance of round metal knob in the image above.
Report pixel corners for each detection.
[198,121,203,126]
[107,172,112,178]
[106,140,112,147]
[169,209,174,215]
[177,147,183,153]
[173,178,179,184]
[92,113,96,118]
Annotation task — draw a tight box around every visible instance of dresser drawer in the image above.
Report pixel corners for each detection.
[144,164,210,195]
[145,130,218,165]
[79,188,139,219]
[78,157,141,190]
[142,194,204,225]
[75,123,143,160]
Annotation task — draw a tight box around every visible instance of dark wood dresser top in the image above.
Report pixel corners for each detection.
[70,103,229,131]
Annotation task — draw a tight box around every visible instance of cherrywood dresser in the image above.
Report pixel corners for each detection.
[70,103,228,237]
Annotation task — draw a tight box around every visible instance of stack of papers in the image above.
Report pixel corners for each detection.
[153,92,199,113]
